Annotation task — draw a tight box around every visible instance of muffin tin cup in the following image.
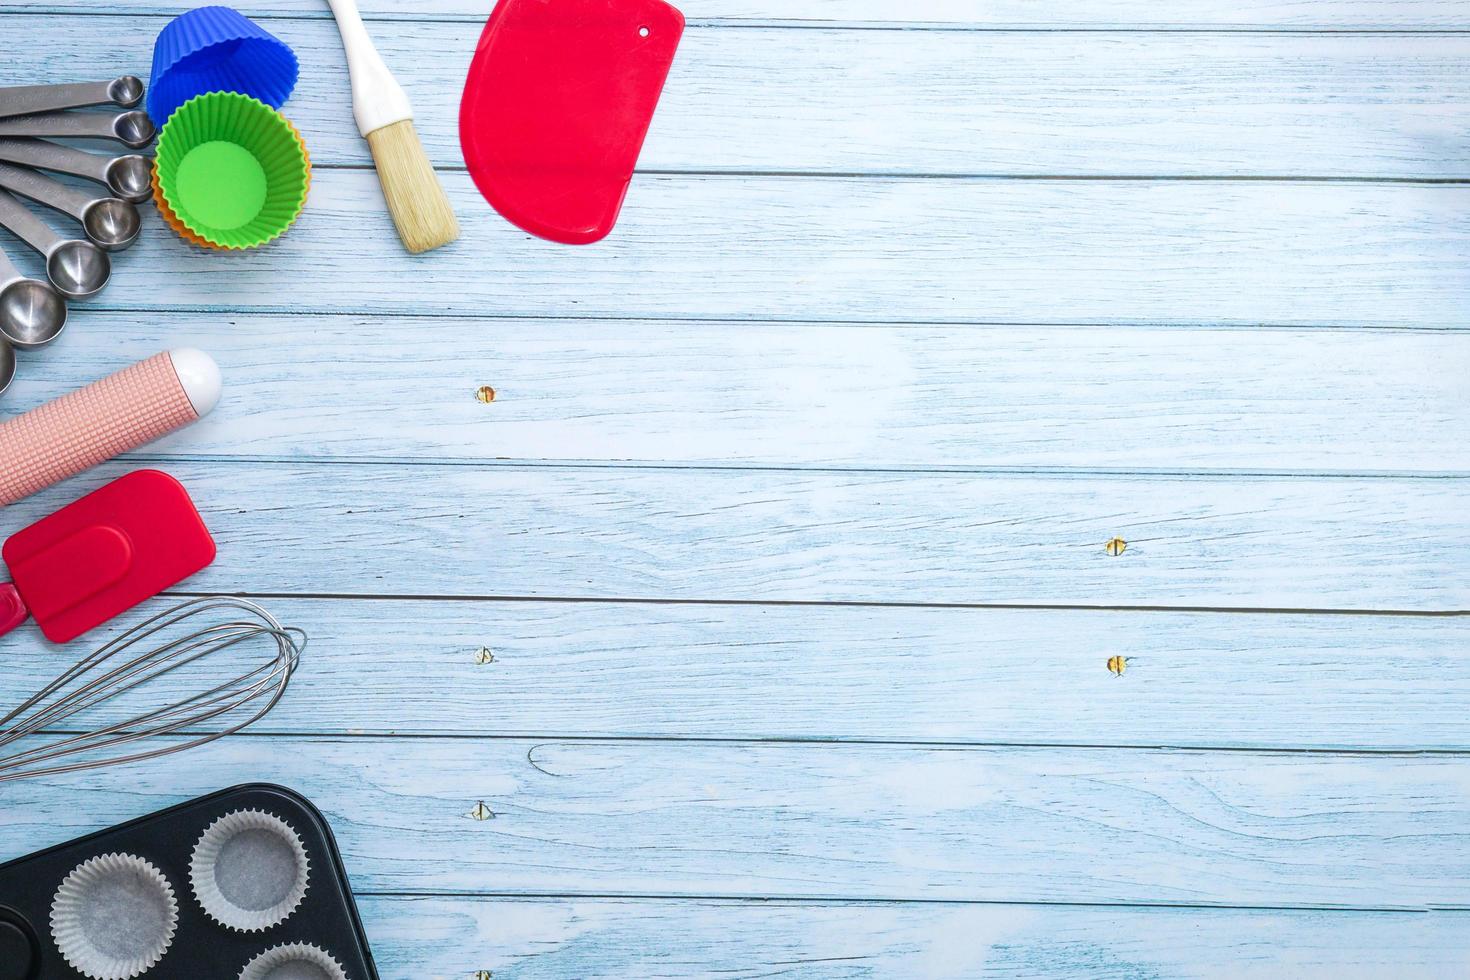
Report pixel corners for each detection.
[148,5,299,125]
[0,784,377,980]
[191,809,311,932]
[239,941,349,980]
[50,853,179,980]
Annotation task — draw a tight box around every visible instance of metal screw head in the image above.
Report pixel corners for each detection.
[475,385,497,404]
[1107,655,1129,677]
[1104,536,1127,557]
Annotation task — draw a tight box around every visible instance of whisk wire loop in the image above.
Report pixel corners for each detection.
[0,597,304,782]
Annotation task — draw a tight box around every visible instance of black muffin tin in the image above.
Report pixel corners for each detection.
[0,783,379,980]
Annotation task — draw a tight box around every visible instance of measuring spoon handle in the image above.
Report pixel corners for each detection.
[0,241,22,281]
[0,162,90,220]
[0,78,142,119]
[0,138,107,184]
[0,111,117,143]
[0,188,60,254]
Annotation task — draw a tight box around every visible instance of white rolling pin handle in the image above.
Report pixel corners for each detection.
[169,347,222,416]
[0,349,220,508]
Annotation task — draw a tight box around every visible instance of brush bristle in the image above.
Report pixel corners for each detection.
[366,119,459,254]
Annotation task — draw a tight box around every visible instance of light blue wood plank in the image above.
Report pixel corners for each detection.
[3,460,1464,610]
[10,313,1469,474]
[0,736,1466,908]
[8,17,1470,177]
[4,597,1466,749]
[3,175,1465,328]
[356,896,1470,980]
[7,1,1466,29]
[5,2,1467,964]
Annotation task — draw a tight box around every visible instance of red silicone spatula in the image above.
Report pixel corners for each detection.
[0,470,215,643]
[460,0,684,244]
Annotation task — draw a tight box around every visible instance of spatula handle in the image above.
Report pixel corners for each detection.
[0,583,29,638]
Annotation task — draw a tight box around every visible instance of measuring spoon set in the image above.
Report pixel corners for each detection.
[0,76,153,398]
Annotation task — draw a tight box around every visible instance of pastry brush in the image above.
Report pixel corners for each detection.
[326,0,458,253]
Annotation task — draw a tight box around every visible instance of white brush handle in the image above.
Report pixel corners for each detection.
[325,0,413,136]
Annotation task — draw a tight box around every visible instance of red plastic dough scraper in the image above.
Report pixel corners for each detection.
[460,0,685,244]
[0,470,216,643]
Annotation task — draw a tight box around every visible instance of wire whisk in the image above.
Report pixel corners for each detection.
[0,596,305,783]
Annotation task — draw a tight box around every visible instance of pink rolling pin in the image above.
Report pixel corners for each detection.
[0,349,220,507]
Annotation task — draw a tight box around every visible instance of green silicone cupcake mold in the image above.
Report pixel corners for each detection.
[153,92,309,250]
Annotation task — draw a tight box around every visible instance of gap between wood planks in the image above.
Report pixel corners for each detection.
[163,590,1470,618]
[338,890,1470,914]
[124,453,1470,481]
[28,728,1470,757]
[7,7,1470,33]
[273,163,1470,183]
[81,307,1470,332]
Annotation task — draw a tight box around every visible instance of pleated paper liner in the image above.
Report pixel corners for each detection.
[50,853,179,980]
[153,92,310,251]
[238,941,349,980]
[190,809,311,932]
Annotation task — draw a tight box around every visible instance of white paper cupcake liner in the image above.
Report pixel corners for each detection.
[238,941,349,980]
[50,852,179,980]
[190,809,310,932]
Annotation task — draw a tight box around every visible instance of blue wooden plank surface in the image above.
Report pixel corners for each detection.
[13,15,1470,177]
[5,737,1469,908]
[2,459,1466,610]
[4,598,1468,750]
[359,898,1470,979]
[2,1,1468,977]
[7,313,1470,474]
[11,0,1469,29]
[9,175,1469,327]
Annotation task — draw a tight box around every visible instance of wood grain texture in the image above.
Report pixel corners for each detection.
[25,175,1470,329]
[10,314,1470,473]
[4,2,1467,971]
[1,736,1467,908]
[4,598,1467,750]
[3,460,1465,610]
[356,896,1470,980]
[8,18,1470,177]
[8,2,1466,29]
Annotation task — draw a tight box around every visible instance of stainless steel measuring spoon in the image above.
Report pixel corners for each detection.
[0,162,140,251]
[0,188,110,299]
[0,138,152,204]
[0,77,145,119]
[0,242,67,350]
[0,109,155,149]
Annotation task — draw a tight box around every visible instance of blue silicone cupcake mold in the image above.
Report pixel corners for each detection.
[148,6,299,124]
